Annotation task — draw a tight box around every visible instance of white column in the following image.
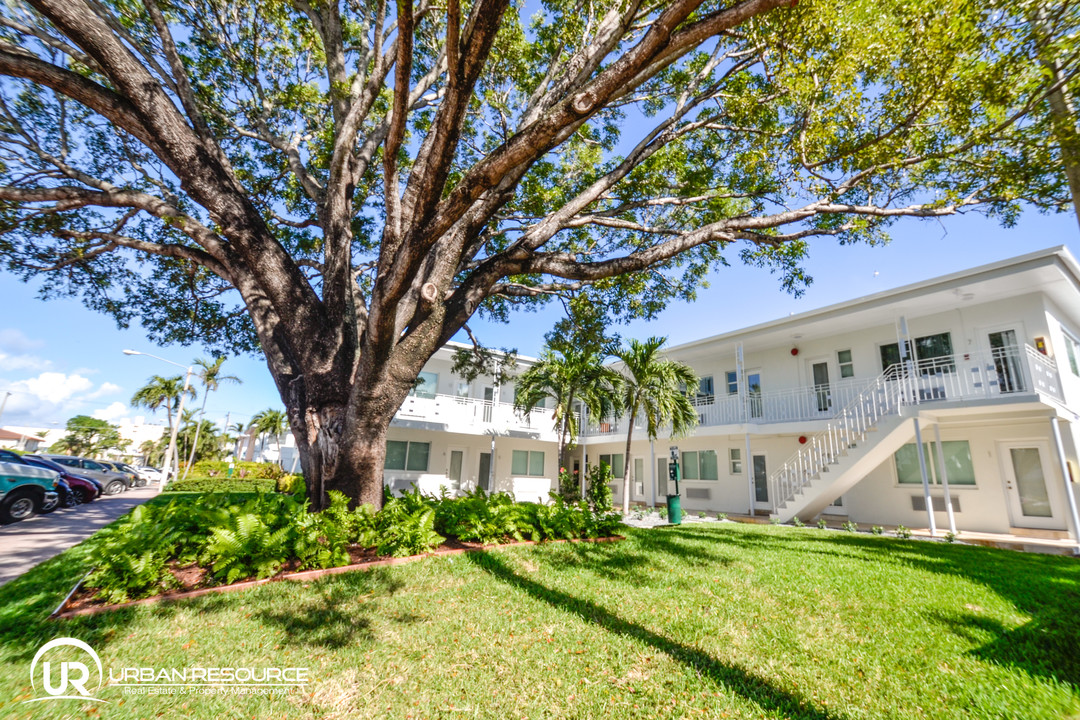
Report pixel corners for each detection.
[580,406,587,500]
[744,433,754,517]
[932,423,957,535]
[913,417,937,536]
[649,440,657,508]
[1049,416,1080,552]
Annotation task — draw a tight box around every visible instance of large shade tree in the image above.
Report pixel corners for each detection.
[0,0,1076,509]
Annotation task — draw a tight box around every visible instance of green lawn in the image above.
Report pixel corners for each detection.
[1,513,1078,719]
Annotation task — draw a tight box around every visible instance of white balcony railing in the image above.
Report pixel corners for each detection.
[584,344,1065,438]
[769,344,1065,510]
[394,394,558,437]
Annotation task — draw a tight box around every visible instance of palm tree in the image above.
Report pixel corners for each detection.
[613,337,698,514]
[514,345,621,473]
[130,375,197,439]
[182,357,242,479]
[249,409,289,462]
[227,421,248,459]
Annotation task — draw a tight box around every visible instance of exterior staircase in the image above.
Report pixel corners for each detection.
[769,366,919,524]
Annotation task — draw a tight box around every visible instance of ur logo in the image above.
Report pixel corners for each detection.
[25,638,108,704]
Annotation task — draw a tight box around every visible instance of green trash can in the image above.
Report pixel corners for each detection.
[666,494,682,525]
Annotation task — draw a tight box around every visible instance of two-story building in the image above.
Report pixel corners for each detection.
[584,246,1080,544]
[268,246,1080,547]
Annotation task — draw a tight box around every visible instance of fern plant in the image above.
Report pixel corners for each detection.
[376,500,444,557]
[203,512,294,583]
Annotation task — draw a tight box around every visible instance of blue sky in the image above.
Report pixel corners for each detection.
[0,208,1075,432]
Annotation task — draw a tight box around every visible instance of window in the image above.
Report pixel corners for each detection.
[456,380,471,397]
[512,450,546,476]
[599,453,625,478]
[682,450,718,480]
[879,343,903,373]
[880,332,954,373]
[698,376,714,399]
[410,371,438,399]
[385,441,430,471]
[726,371,738,395]
[1064,329,1080,377]
[729,448,742,474]
[894,441,975,486]
[837,349,854,379]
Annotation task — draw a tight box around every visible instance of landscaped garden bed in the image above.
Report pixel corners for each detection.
[64,483,623,612]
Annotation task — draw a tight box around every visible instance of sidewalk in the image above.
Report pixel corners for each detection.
[0,484,159,586]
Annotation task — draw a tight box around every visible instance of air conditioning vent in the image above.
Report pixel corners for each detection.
[686,488,710,500]
[911,495,960,512]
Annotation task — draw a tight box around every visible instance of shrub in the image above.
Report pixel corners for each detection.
[164,476,277,493]
[717,513,727,521]
[871,525,884,535]
[191,460,284,480]
[584,464,614,514]
[817,518,828,529]
[276,473,304,494]
[944,531,956,543]
[554,467,581,503]
[376,491,444,557]
[791,516,805,527]
[895,524,912,539]
[842,521,858,533]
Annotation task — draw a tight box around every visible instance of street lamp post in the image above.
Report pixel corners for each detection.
[123,350,192,488]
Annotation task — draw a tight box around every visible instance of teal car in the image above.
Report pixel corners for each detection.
[0,461,60,523]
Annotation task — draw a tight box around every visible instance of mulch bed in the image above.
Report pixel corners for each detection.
[51,535,625,620]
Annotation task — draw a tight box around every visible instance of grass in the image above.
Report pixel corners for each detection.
[0,506,1078,719]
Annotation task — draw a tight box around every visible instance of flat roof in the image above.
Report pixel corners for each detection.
[668,245,1080,354]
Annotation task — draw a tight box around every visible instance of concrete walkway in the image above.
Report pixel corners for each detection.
[0,484,160,586]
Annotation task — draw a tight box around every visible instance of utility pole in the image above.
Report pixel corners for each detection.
[0,391,12,427]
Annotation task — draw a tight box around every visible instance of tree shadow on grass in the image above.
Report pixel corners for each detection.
[255,569,402,649]
[465,549,842,720]
[702,525,1080,688]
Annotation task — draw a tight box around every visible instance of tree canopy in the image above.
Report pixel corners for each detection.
[49,414,123,457]
[0,0,1076,508]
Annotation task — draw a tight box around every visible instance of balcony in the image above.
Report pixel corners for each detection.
[394,394,557,438]
[585,345,1065,437]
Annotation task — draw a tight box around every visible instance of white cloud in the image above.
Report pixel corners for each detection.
[86,382,122,400]
[0,328,44,354]
[0,352,52,372]
[0,372,128,427]
[92,401,130,422]
[15,372,95,404]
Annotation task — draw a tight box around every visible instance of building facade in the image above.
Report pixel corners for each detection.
[272,246,1080,544]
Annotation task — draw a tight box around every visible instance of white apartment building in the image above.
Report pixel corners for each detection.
[270,246,1080,546]
[586,245,1080,544]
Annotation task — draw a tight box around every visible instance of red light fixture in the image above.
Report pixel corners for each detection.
[790,347,799,356]
[798,436,808,444]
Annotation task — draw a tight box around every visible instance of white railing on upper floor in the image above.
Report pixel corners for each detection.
[584,343,1066,440]
[768,344,1065,511]
[395,393,558,437]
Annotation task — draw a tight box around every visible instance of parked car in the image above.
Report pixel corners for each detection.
[135,466,165,484]
[13,453,101,504]
[0,461,60,523]
[96,459,144,487]
[38,455,132,495]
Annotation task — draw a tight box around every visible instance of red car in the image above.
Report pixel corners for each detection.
[0,451,100,503]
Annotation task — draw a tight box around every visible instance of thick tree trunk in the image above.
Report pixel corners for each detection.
[283,365,418,511]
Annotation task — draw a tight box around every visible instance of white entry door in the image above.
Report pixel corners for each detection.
[446,447,466,496]
[999,442,1063,529]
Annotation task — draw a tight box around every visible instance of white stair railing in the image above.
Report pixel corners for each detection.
[770,363,911,510]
